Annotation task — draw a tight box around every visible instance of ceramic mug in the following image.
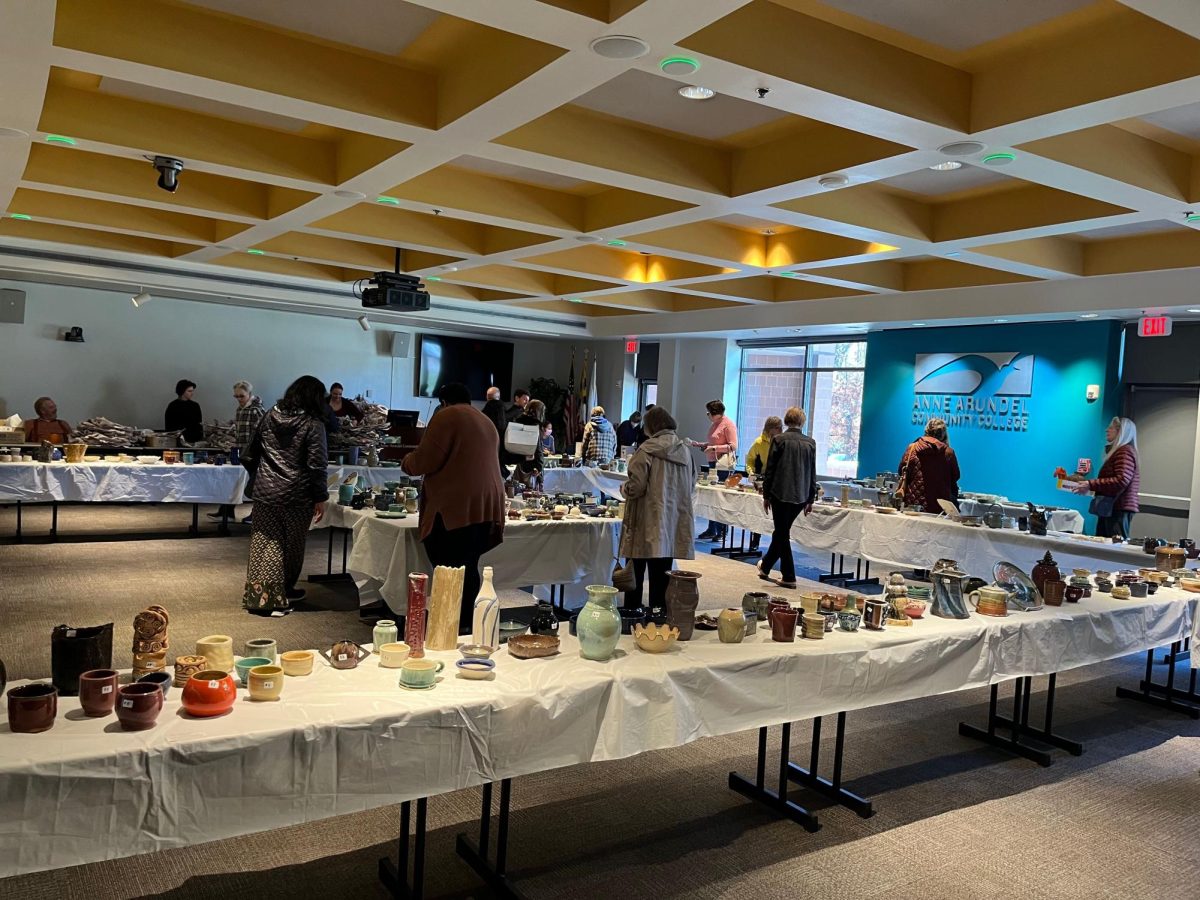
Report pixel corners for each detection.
[78,669,119,717]
[399,658,444,689]
[245,638,278,664]
[1064,585,1084,603]
[248,665,284,701]
[1042,580,1066,606]
[280,650,314,677]
[378,642,412,668]
[970,587,1009,617]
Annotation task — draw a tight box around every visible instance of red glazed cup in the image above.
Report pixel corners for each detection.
[181,670,237,718]
[79,668,120,717]
[7,683,58,733]
[769,607,799,642]
[115,682,164,731]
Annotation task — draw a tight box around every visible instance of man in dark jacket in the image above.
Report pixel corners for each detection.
[616,410,641,449]
[897,418,960,514]
[757,406,818,589]
[505,389,530,423]
[481,386,508,477]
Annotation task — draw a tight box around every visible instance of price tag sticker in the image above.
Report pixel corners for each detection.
[101,685,113,694]
[337,653,348,661]
[263,681,274,689]
[121,699,134,708]
[208,680,219,689]
[66,630,76,638]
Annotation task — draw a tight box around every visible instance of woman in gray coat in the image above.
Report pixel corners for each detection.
[619,406,697,611]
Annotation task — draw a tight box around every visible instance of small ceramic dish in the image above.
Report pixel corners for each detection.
[498,620,527,643]
[507,634,560,659]
[135,455,159,464]
[455,659,496,680]
[904,599,927,618]
[693,614,720,630]
[633,622,679,653]
[459,644,496,660]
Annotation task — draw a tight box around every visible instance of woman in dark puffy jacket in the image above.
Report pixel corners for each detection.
[241,375,329,616]
[1065,416,1139,538]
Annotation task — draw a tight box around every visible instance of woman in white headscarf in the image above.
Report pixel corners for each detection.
[1064,417,1139,538]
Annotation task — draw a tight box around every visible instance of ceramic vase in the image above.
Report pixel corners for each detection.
[530,600,560,636]
[1031,552,1060,595]
[665,570,701,641]
[472,567,500,648]
[929,569,971,620]
[195,635,234,674]
[717,608,746,643]
[405,573,429,658]
[51,623,114,696]
[181,670,237,717]
[769,606,798,642]
[78,669,119,717]
[372,620,399,653]
[116,682,163,731]
[576,585,622,661]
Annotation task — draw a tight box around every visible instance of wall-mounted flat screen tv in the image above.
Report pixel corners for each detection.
[417,334,514,400]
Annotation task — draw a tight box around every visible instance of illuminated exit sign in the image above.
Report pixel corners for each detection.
[624,339,640,354]
[1138,315,1172,337]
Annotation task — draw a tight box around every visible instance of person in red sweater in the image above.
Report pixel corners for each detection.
[1064,417,1139,538]
[897,418,960,514]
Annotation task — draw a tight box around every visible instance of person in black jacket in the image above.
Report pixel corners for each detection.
[241,375,329,616]
[165,379,204,443]
[757,406,818,589]
[481,385,509,476]
[504,399,545,488]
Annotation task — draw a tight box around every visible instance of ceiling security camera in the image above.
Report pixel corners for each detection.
[152,156,184,193]
[756,87,770,99]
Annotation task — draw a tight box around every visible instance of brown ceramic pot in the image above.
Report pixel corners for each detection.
[665,570,701,641]
[115,682,163,731]
[769,606,798,642]
[1043,579,1066,606]
[1064,585,1084,603]
[7,683,58,733]
[1031,552,1060,595]
[78,668,120,717]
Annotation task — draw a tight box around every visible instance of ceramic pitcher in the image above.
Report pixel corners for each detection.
[930,568,971,619]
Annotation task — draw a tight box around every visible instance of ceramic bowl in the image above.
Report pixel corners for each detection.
[115,682,163,731]
[181,670,237,717]
[455,659,496,680]
[837,612,861,632]
[904,599,927,619]
[498,620,528,644]
[1180,577,1200,593]
[507,634,560,659]
[137,671,173,697]
[248,665,284,701]
[459,643,496,660]
[1111,585,1131,599]
[234,657,273,686]
[633,622,679,653]
[280,650,314,676]
[78,669,120,717]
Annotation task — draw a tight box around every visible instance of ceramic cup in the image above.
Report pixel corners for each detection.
[137,671,173,697]
[801,612,826,639]
[195,635,234,673]
[234,657,272,687]
[1111,585,1131,599]
[248,665,284,701]
[399,658,444,689]
[115,682,163,731]
[837,612,861,632]
[7,683,58,733]
[378,642,412,668]
[1128,581,1148,598]
[1062,584,1083,603]
[280,650,314,677]
[1095,579,1113,593]
[173,655,208,688]
[768,607,799,642]
[181,452,194,464]
[244,638,278,664]
[1042,580,1066,606]
[78,669,119,717]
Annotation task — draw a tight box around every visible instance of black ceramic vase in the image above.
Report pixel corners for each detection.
[51,623,114,696]
[529,600,559,635]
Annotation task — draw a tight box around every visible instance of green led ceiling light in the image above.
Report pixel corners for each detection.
[9,213,31,220]
[568,297,584,303]
[45,134,77,146]
[778,272,799,277]
[246,249,265,255]
[426,276,442,281]
[1185,212,1200,222]
[606,239,627,247]
[981,151,1015,167]
[375,195,400,205]
[659,56,699,76]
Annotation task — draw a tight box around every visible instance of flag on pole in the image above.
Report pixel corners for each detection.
[586,354,598,414]
[564,346,579,449]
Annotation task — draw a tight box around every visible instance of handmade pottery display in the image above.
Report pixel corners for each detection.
[455,659,496,680]
[506,635,561,659]
[78,669,119,717]
[769,606,799,642]
[576,585,622,660]
[137,671,173,697]
[862,596,889,629]
[471,567,501,649]
[235,657,272,686]
[115,682,163,731]
[244,638,278,664]
[397,658,444,689]
[195,635,234,674]
[378,642,412,668]
[717,607,746,644]
[281,650,314,676]
[181,670,237,717]
[51,622,115,696]
[320,641,369,670]
[930,569,971,620]
[529,599,560,636]
[838,612,861,632]
[405,573,429,658]
[131,606,169,680]
[970,587,1009,617]
[1031,552,1061,595]
[248,665,284,701]
[665,570,701,641]
[7,683,58,733]
[633,622,678,653]
[371,621,399,653]
[173,655,207,688]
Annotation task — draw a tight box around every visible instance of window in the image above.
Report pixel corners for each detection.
[737,340,867,478]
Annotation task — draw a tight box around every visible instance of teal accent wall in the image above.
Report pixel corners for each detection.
[858,322,1123,525]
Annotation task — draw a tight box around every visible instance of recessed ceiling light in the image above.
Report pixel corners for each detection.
[912,322,927,327]
[981,152,1016,167]
[929,161,962,171]
[1079,313,1098,318]
[590,35,650,60]
[568,297,585,303]
[426,276,442,281]
[441,265,458,272]
[45,134,76,146]
[375,195,400,205]
[334,189,366,200]
[946,251,962,258]
[246,249,265,255]
[0,127,29,139]
[575,235,601,243]
[818,174,849,189]
[9,213,31,220]
[994,318,1009,323]
[678,85,714,100]
[938,141,985,156]
[658,55,699,75]
[606,239,627,247]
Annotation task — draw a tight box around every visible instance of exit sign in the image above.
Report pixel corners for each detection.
[1138,315,1172,337]
[624,339,640,354]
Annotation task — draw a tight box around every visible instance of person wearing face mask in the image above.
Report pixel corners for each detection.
[165,379,204,443]
[1062,416,1140,539]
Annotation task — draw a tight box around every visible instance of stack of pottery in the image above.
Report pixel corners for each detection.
[885,572,909,618]
[665,571,701,641]
[132,606,171,679]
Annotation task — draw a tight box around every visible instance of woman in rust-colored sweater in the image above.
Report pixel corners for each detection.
[1065,416,1139,539]
[402,382,505,632]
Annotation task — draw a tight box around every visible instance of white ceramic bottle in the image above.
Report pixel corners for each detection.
[472,567,500,649]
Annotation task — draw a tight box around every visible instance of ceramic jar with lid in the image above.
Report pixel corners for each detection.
[1031,552,1060,595]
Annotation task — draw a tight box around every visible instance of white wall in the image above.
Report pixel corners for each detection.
[0,279,626,428]
[651,337,736,464]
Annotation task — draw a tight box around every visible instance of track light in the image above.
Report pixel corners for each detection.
[131,290,151,308]
[357,315,370,331]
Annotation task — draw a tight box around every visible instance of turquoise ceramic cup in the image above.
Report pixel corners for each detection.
[399,659,444,689]
[234,657,272,686]
[181,452,195,464]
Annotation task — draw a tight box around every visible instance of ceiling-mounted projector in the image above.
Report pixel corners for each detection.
[360,271,431,312]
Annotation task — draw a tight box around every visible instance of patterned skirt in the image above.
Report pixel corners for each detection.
[242,503,312,610]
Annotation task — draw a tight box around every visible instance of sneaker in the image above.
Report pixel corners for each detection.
[285,588,306,601]
[241,515,253,525]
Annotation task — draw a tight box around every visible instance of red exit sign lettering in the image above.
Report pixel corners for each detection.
[624,339,640,354]
[1138,316,1172,337]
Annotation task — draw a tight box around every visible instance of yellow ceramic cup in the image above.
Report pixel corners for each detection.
[280,650,314,677]
[378,642,412,668]
[248,665,284,701]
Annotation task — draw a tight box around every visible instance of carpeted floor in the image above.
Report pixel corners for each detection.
[1,502,1198,899]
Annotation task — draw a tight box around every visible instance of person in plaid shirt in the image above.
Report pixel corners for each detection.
[212,381,265,522]
[581,406,617,466]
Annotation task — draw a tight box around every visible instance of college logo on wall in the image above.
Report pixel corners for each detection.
[913,352,1034,396]
[911,352,1034,433]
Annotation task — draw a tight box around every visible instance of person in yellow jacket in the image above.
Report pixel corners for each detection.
[744,416,782,552]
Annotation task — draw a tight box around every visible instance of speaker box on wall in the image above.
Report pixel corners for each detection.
[0,288,26,324]
[390,331,412,359]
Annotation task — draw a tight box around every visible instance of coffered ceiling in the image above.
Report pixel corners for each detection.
[2,0,1200,336]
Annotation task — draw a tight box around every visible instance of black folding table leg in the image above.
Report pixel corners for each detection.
[785,712,874,817]
[959,676,1081,765]
[309,526,354,584]
[378,798,428,899]
[1117,644,1200,717]
[456,779,526,899]
[728,724,820,830]
[52,501,59,538]
[15,501,21,541]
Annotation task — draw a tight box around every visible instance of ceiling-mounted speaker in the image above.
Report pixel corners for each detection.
[390,331,412,359]
[589,35,650,59]
[0,288,26,324]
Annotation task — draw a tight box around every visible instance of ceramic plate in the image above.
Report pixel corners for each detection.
[992,561,1043,611]
[375,511,407,519]
[397,678,440,691]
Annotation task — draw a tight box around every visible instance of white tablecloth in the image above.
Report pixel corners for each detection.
[541,467,628,498]
[320,506,619,611]
[0,462,248,504]
[1,584,1192,877]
